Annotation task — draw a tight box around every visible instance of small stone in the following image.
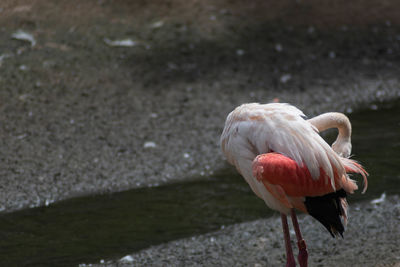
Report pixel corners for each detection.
[120,255,134,262]
[144,141,157,148]
[236,49,245,56]
[275,43,283,52]
[280,74,292,84]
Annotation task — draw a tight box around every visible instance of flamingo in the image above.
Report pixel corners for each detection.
[220,103,368,267]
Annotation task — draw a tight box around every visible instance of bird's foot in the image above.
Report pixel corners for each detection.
[297,239,308,267]
[286,257,296,267]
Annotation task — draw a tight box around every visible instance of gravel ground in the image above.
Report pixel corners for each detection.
[93,195,400,267]
[1,0,400,213]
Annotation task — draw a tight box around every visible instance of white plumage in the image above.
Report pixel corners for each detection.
[220,103,346,213]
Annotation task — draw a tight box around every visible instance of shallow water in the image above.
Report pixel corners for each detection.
[0,171,264,267]
[349,101,400,201]
[0,101,399,266]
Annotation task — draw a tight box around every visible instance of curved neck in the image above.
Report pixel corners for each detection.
[308,112,352,157]
[307,112,352,141]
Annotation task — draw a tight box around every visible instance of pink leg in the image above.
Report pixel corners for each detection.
[281,213,296,267]
[290,209,308,267]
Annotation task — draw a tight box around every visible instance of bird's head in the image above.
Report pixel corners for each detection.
[332,138,352,158]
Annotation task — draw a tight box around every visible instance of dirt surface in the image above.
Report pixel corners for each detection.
[1,0,400,212]
[93,195,400,267]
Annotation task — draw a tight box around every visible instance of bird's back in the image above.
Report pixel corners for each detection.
[221,103,344,190]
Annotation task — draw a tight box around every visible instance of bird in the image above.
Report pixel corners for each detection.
[220,103,368,267]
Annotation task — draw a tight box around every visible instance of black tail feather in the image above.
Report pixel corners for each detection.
[304,189,347,238]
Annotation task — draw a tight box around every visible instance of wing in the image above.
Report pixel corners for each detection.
[252,152,359,197]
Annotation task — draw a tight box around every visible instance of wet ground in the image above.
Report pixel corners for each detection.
[0,0,400,266]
